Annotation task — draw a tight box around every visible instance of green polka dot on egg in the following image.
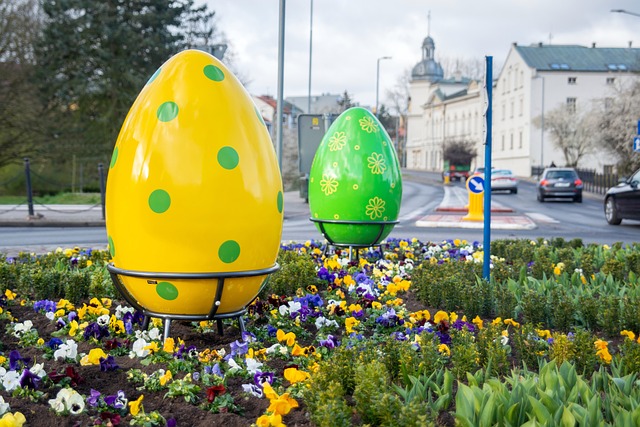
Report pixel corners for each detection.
[156,281,179,301]
[203,64,225,82]
[277,191,283,213]
[219,240,240,263]
[108,236,115,257]
[110,147,118,169]
[157,101,179,122]
[149,189,171,213]
[217,146,239,170]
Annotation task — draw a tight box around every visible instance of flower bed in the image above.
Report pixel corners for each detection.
[0,238,639,426]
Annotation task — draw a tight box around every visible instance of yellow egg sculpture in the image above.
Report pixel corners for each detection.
[105,50,283,330]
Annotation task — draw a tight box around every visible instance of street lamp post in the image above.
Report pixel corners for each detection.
[375,56,391,117]
[307,0,313,113]
[534,75,545,170]
[611,9,640,17]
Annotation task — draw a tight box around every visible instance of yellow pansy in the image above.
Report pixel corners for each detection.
[491,317,503,326]
[472,316,483,330]
[80,348,108,366]
[163,337,175,353]
[504,318,520,328]
[128,395,144,416]
[621,330,636,341]
[433,311,449,324]
[159,370,172,386]
[68,320,79,337]
[256,413,285,427]
[345,317,360,334]
[0,411,26,427]
[284,367,311,384]
[276,329,296,347]
[4,290,16,300]
[438,344,451,356]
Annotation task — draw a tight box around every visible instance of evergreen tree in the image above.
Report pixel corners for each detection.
[33,0,217,164]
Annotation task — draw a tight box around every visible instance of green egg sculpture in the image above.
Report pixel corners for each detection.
[308,107,402,246]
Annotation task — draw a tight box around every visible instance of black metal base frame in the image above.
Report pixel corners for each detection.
[107,263,279,342]
[310,217,398,262]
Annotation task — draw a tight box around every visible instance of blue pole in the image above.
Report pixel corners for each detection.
[483,57,493,280]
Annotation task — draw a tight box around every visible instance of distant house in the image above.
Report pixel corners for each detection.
[251,95,304,134]
[406,34,640,177]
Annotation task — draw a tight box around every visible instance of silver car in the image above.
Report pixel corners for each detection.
[489,169,518,194]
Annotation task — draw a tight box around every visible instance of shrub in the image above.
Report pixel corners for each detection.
[260,251,321,298]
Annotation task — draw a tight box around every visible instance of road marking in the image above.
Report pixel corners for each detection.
[525,212,560,224]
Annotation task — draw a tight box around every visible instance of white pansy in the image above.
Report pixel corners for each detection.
[115,305,134,319]
[148,327,161,341]
[54,340,79,361]
[315,316,339,330]
[2,371,20,392]
[265,344,281,354]
[65,390,86,414]
[278,305,289,316]
[287,301,301,314]
[46,312,55,321]
[0,395,9,415]
[245,358,263,375]
[241,383,263,398]
[12,320,33,338]
[130,338,150,358]
[96,314,110,327]
[226,358,241,374]
[30,363,47,378]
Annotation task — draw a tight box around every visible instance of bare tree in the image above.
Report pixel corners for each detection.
[593,78,640,174]
[533,104,599,167]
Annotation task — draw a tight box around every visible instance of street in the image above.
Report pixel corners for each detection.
[1,170,639,256]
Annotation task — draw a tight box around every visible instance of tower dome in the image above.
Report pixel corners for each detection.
[411,35,443,82]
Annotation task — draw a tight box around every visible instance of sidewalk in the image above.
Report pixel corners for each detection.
[0,191,311,227]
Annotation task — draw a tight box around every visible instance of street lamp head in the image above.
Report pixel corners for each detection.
[610,9,640,17]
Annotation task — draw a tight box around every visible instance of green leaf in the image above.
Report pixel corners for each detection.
[528,396,552,423]
[561,407,576,427]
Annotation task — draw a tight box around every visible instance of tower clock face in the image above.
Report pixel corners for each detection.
[416,63,425,74]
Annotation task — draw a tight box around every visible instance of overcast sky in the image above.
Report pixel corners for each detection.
[207,1,639,108]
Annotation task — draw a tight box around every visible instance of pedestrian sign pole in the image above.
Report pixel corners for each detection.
[463,175,484,221]
[482,56,493,281]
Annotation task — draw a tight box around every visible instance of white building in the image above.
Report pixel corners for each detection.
[406,36,640,177]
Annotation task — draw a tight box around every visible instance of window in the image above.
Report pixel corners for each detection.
[501,135,505,151]
[501,103,506,120]
[519,97,524,116]
[510,133,513,149]
[510,101,514,118]
[566,97,576,113]
[606,77,615,85]
[519,131,523,148]
[568,77,577,85]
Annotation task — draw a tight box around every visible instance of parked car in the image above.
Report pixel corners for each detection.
[537,167,583,202]
[489,169,518,193]
[604,167,640,225]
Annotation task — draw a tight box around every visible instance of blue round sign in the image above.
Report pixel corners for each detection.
[467,176,485,194]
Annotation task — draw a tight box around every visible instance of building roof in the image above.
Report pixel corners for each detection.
[515,44,640,72]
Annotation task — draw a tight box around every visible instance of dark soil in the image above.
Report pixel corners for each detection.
[0,301,315,427]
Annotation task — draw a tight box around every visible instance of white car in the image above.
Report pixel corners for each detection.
[487,169,518,194]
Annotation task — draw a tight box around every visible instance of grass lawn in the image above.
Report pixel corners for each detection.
[0,192,102,205]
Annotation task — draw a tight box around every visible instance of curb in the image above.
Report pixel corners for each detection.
[435,206,514,213]
[415,214,537,230]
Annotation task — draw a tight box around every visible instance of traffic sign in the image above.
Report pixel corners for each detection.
[634,136,640,152]
[467,175,485,194]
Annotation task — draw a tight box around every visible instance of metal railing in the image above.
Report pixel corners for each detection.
[532,165,619,195]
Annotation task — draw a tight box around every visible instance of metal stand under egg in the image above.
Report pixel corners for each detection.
[310,218,398,262]
[107,263,279,342]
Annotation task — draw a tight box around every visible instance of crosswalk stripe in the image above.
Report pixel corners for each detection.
[525,212,560,223]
